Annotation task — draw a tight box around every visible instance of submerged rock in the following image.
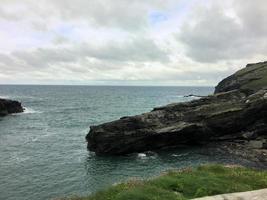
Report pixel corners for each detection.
[0,98,24,116]
[86,61,267,157]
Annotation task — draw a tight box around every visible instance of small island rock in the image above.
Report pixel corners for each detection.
[0,98,24,116]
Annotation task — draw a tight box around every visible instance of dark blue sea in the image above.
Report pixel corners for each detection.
[0,85,252,200]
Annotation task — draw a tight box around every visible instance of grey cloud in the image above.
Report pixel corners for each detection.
[12,48,76,68]
[178,1,267,63]
[0,7,17,20]
[1,0,266,85]
[0,0,176,31]
[52,0,149,30]
[234,0,267,37]
[53,36,70,45]
[80,38,169,62]
[0,53,15,67]
[1,37,168,73]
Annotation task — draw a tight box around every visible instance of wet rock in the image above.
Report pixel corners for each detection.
[0,98,24,116]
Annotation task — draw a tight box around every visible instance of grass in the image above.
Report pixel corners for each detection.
[242,71,267,91]
[62,165,267,200]
[235,62,267,76]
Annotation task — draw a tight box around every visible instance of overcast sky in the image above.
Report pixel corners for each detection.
[0,0,266,86]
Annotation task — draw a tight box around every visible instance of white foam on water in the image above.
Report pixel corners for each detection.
[168,95,184,98]
[12,107,43,115]
[171,152,190,157]
[23,107,43,114]
[137,151,158,160]
[0,95,10,99]
[137,153,147,158]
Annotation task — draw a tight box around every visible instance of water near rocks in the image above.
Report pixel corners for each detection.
[0,85,252,200]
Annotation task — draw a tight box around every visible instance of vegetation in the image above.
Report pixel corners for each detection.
[243,71,267,91]
[234,62,267,92]
[62,165,267,200]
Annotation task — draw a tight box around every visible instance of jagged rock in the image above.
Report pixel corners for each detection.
[86,62,267,156]
[0,98,24,116]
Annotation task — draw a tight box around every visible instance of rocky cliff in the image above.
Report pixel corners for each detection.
[86,62,267,160]
[0,98,24,116]
[215,61,267,94]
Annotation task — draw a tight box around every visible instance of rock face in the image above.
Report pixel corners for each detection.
[215,61,267,94]
[0,98,24,116]
[86,61,267,156]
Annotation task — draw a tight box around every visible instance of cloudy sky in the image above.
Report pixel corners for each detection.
[0,0,266,86]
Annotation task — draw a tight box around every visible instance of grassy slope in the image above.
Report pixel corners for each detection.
[235,62,267,92]
[63,165,267,200]
[244,70,267,91]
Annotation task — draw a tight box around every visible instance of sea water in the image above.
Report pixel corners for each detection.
[0,85,252,200]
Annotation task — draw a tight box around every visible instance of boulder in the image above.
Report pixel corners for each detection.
[0,98,24,116]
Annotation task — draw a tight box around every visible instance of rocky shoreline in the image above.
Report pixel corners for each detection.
[0,98,24,116]
[86,61,267,167]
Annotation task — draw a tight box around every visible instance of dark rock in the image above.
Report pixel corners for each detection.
[203,142,267,169]
[86,61,267,159]
[0,98,24,116]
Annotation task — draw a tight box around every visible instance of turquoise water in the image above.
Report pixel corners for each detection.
[0,85,252,200]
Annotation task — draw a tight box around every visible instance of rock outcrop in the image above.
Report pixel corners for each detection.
[215,61,267,94]
[0,98,24,116]
[86,61,267,158]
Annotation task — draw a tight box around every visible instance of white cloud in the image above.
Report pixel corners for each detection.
[0,0,266,85]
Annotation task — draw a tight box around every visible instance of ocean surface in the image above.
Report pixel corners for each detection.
[0,85,253,200]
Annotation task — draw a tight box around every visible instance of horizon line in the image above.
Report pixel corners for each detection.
[0,83,215,87]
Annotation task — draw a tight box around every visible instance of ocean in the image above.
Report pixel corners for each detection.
[0,85,252,200]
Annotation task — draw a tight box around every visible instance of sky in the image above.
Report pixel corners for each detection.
[0,0,266,86]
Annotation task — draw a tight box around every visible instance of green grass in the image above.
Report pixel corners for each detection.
[242,71,267,91]
[235,62,267,76]
[62,165,267,200]
[235,63,267,92]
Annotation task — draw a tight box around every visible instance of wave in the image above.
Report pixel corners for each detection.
[137,153,147,158]
[171,152,190,157]
[0,95,10,99]
[12,107,43,115]
[137,151,157,159]
[23,107,43,114]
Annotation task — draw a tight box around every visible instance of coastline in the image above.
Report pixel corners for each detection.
[87,61,267,169]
